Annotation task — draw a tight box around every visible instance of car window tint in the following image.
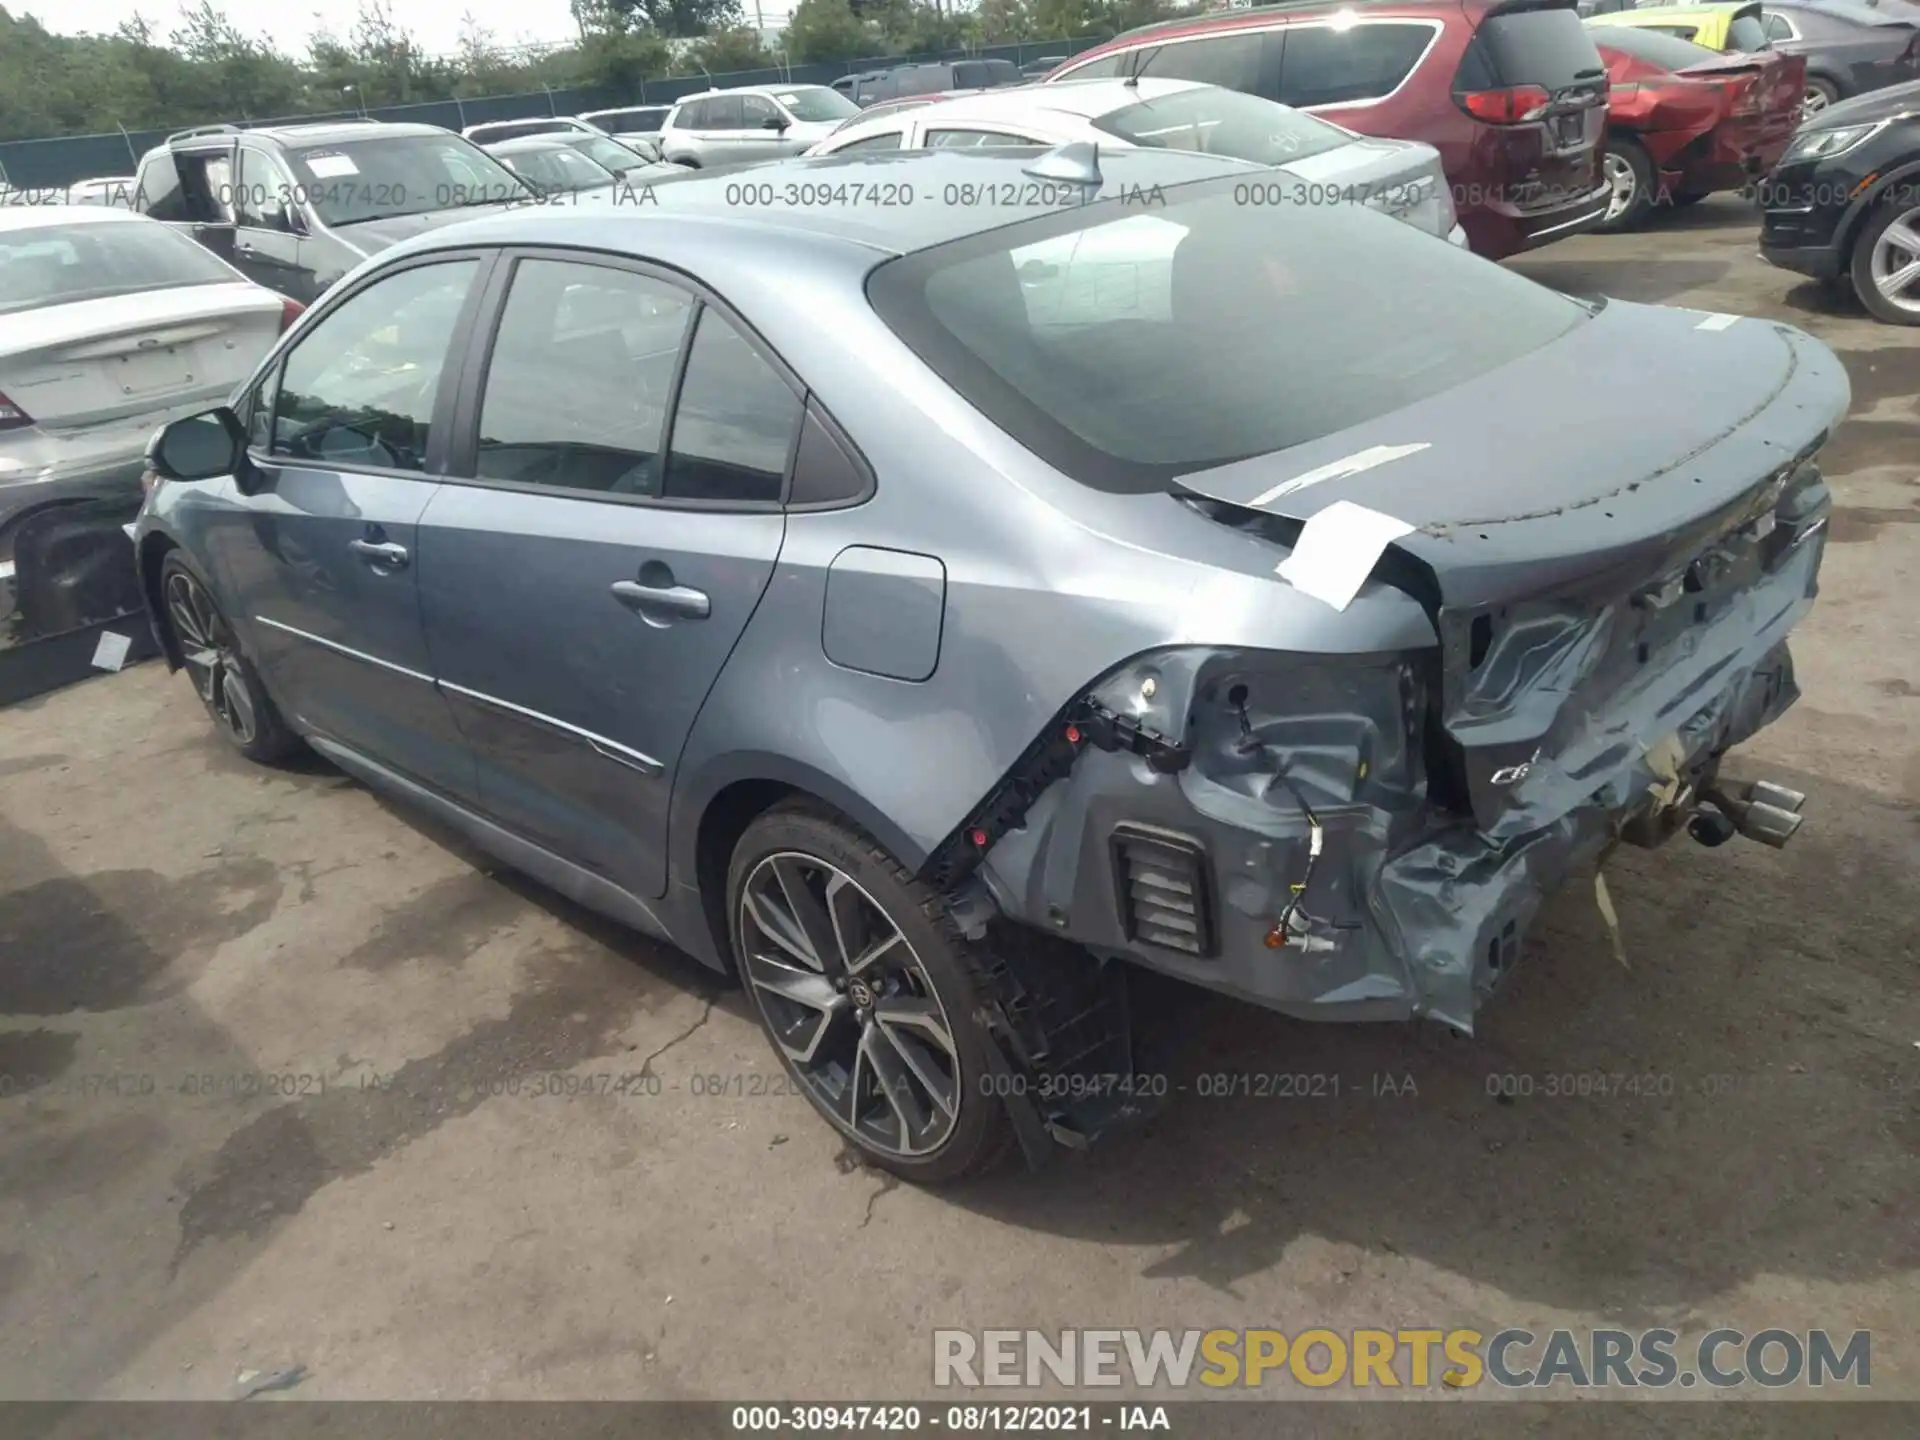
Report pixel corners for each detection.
[1725,13,1770,50]
[136,152,188,220]
[1279,23,1435,107]
[663,309,803,504]
[742,94,780,126]
[1762,12,1793,40]
[232,148,288,229]
[1645,25,1701,40]
[1061,54,1125,80]
[708,96,745,129]
[475,260,693,496]
[868,180,1584,490]
[1135,33,1266,93]
[271,260,476,473]
[925,129,1037,149]
[833,132,906,152]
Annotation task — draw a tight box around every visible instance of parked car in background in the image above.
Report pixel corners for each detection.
[1761,77,1920,319]
[810,77,1468,243]
[483,136,628,198]
[133,121,535,303]
[826,92,985,134]
[460,117,605,146]
[547,131,694,183]
[0,207,292,581]
[576,104,673,160]
[1759,0,1920,109]
[135,144,1846,1181]
[856,58,1026,106]
[1593,25,1805,225]
[1047,0,1614,259]
[1020,54,1070,77]
[1588,1,1775,48]
[659,85,862,166]
[830,71,889,103]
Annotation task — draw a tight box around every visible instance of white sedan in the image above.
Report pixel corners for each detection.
[808,76,1468,246]
[0,207,294,583]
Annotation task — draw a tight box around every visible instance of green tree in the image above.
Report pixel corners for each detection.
[604,0,744,39]
[783,0,872,63]
[682,27,775,76]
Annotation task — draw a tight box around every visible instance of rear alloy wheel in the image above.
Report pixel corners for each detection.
[159,553,301,762]
[729,802,1013,1183]
[1803,77,1839,115]
[1598,140,1656,232]
[1853,199,1920,325]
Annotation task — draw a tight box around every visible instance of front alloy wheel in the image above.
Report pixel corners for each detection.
[159,553,300,762]
[739,851,962,1158]
[1854,201,1920,325]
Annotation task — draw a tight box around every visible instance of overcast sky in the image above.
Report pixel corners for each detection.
[25,0,796,60]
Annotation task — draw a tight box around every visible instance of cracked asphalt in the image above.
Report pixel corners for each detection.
[1,196,1917,1402]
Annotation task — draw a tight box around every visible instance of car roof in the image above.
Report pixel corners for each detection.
[1094,0,1487,50]
[580,104,667,116]
[674,82,837,103]
[0,204,149,232]
[884,76,1208,126]
[247,120,443,146]
[391,147,1248,261]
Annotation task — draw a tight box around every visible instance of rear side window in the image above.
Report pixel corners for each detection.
[1592,25,1722,68]
[1474,5,1607,89]
[925,129,1037,149]
[475,259,694,496]
[663,310,803,504]
[896,67,948,97]
[1725,13,1771,50]
[676,100,708,128]
[708,96,745,130]
[831,132,905,152]
[867,177,1584,490]
[1761,12,1794,40]
[1278,22,1437,107]
[1060,54,1125,80]
[1134,33,1268,94]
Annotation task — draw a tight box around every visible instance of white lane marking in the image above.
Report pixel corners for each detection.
[1275,500,1416,612]
[1247,442,1432,509]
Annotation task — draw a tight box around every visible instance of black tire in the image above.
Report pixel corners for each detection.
[1850,199,1920,326]
[727,799,1015,1183]
[1804,76,1841,115]
[157,551,302,763]
[1597,138,1657,232]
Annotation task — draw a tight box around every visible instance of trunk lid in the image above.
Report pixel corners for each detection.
[0,281,281,429]
[1280,137,1455,240]
[1173,302,1849,835]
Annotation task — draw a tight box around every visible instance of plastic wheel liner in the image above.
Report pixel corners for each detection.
[942,307,1849,1034]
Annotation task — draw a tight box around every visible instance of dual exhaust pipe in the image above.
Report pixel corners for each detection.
[1689,779,1807,850]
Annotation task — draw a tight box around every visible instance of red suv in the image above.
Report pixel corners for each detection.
[1046,0,1613,259]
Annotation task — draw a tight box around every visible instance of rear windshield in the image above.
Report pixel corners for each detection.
[285,134,529,225]
[777,87,861,122]
[867,176,1584,490]
[504,146,612,191]
[1592,24,1722,68]
[1092,86,1351,166]
[569,135,648,171]
[0,220,233,315]
[1476,4,1608,88]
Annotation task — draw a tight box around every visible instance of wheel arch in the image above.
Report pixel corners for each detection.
[137,531,184,669]
[672,754,934,974]
[1836,158,1920,268]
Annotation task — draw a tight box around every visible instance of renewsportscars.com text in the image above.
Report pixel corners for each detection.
[933,1327,1870,1391]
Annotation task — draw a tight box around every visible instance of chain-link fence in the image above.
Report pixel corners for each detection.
[0,40,1107,190]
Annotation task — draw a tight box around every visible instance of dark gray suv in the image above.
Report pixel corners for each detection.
[134,121,535,303]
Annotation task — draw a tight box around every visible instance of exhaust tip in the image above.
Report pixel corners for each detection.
[1740,801,1804,849]
[1688,810,1737,847]
[1748,780,1807,815]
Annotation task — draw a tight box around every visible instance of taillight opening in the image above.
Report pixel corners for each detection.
[278,297,306,333]
[1460,84,1555,124]
[0,391,31,432]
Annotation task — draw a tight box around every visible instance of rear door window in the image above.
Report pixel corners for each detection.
[1277,21,1438,107]
[707,96,745,130]
[924,129,1038,149]
[1761,12,1796,40]
[475,259,694,496]
[1474,5,1608,88]
[1133,33,1270,95]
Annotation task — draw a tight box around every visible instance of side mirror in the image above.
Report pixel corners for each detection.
[763,115,790,132]
[149,407,246,483]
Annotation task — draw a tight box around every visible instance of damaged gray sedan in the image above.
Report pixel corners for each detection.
[133,147,1849,1182]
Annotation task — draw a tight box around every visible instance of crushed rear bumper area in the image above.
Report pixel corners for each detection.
[938,487,1826,1040]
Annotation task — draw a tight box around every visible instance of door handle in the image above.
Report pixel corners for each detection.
[349,538,409,570]
[610,578,709,620]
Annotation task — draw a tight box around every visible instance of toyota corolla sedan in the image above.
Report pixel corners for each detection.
[134,147,1847,1182]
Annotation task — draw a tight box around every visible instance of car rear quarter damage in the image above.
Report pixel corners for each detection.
[931,310,1849,1046]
